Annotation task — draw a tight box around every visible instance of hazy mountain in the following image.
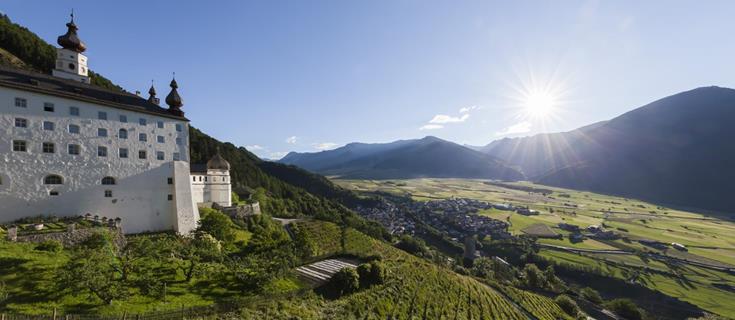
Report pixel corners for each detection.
[281,136,525,180]
[481,86,735,212]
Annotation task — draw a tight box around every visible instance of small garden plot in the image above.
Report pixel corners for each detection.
[521,223,560,238]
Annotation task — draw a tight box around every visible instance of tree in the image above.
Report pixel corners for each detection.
[395,235,428,256]
[604,299,644,320]
[522,263,547,290]
[198,208,236,244]
[579,287,603,305]
[57,235,127,305]
[555,294,580,317]
[326,268,360,297]
[357,261,386,287]
[167,233,224,282]
[471,257,495,280]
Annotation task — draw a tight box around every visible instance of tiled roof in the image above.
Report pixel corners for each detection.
[0,65,188,121]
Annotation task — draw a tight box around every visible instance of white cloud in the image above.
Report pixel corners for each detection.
[459,105,479,113]
[419,124,444,130]
[495,121,532,136]
[429,114,470,124]
[285,136,298,144]
[313,142,339,151]
[245,145,264,151]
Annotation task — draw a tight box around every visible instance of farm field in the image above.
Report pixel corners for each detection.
[335,178,735,318]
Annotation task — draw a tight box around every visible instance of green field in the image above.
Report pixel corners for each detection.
[335,178,735,318]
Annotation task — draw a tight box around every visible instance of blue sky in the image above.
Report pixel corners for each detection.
[5,1,735,159]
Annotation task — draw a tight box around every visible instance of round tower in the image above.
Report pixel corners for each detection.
[206,153,231,207]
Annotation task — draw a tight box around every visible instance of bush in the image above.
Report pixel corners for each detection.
[326,268,360,297]
[554,294,580,317]
[35,239,63,252]
[357,261,385,287]
[522,263,547,289]
[395,235,428,256]
[605,299,644,320]
[579,287,603,305]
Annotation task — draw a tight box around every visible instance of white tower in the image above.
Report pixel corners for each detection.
[51,12,90,84]
[206,153,232,207]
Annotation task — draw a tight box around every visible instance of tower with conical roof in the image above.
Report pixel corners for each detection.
[52,11,90,83]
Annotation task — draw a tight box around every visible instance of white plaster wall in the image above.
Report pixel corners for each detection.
[0,86,192,234]
[189,171,231,207]
[173,161,199,234]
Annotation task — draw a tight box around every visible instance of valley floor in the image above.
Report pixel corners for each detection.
[335,178,735,318]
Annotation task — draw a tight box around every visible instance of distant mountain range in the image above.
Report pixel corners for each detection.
[280,136,524,180]
[284,86,735,213]
[479,86,735,213]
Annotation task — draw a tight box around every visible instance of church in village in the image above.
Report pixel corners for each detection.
[0,15,233,234]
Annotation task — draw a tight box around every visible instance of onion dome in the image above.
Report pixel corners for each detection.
[57,12,86,53]
[148,84,158,104]
[165,77,183,110]
[207,153,231,170]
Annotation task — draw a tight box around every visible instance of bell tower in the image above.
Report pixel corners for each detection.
[52,11,90,84]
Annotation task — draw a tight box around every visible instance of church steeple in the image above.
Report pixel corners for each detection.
[52,11,90,84]
[165,75,184,115]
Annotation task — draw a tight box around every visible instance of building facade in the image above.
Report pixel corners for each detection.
[0,15,232,234]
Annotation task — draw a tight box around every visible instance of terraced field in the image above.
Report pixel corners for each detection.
[335,178,735,318]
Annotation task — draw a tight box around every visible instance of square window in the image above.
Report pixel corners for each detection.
[104,190,113,198]
[15,118,27,128]
[175,123,183,132]
[98,146,108,157]
[157,121,164,129]
[119,115,127,123]
[138,150,147,159]
[119,129,128,139]
[173,152,181,161]
[12,140,27,152]
[68,124,80,134]
[43,102,54,112]
[156,151,164,160]
[167,194,173,201]
[98,111,107,120]
[68,144,80,155]
[157,136,165,143]
[139,118,147,126]
[119,148,128,158]
[98,128,108,137]
[69,106,80,116]
[43,121,55,131]
[167,177,173,185]
[14,97,27,108]
[139,133,147,142]
[42,142,55,154]
[176,137,183,145]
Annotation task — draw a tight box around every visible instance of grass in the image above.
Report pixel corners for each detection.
[335,178,735,318]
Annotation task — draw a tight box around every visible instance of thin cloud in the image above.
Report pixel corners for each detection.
[429,114,470,124]
[269,151,288,160]
[313,142,339,151]
[420,124,444,130]
[245,145,264,151]
[495,121,532,136]
[459,105,479,113]
[285,136,298,144]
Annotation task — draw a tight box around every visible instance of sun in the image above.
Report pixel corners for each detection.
[523,90,556,118]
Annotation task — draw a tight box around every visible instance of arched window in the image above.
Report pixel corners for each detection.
[101,177,116,185]
[44,175,63,185]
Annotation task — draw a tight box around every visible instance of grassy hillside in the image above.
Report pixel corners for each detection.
[233,220,570,320]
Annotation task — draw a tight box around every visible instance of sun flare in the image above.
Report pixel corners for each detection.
[523,90,556,117]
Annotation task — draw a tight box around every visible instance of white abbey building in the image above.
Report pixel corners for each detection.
[0,15,232,234]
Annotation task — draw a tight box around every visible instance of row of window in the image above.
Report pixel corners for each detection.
[11,140,181,160]
[13,97,184,131]
[192,176,228,182]
[13,118,183,145]
[39,174,174,199]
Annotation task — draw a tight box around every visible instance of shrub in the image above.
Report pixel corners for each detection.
[0,281,8,303]
[605,298,644,320]
[35,239,63,252]
[522,263,547,289]
[357,261,385,287]
[394,235,428,256]
[579,287,603,305]
[326,268,360,297]
[554,294,580,316]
